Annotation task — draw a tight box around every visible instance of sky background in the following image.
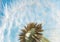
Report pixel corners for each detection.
[0,0,60,42]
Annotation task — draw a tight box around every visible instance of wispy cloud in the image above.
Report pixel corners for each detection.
[0,0,60,42]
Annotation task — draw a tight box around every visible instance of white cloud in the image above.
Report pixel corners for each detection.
[0,0,60,42]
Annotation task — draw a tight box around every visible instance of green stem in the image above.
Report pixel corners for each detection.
[26,28,35,42]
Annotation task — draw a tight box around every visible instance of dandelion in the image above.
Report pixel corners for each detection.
[19,23,49,42]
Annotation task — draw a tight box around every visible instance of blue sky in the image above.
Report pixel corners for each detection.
[0,0,60,42]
